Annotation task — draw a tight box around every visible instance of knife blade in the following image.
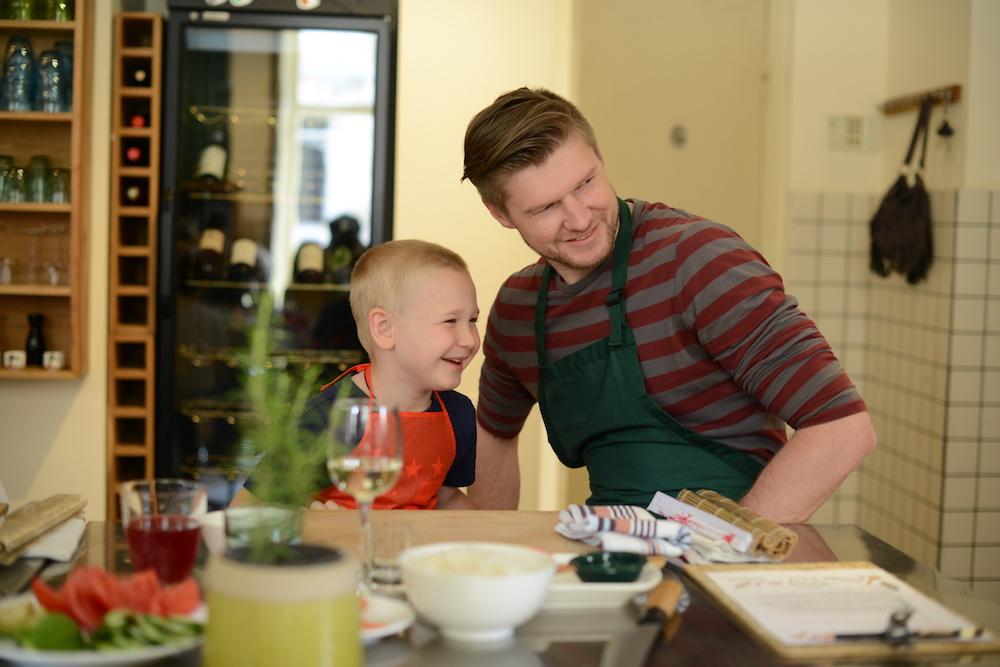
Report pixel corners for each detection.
[610,576,686,667]
[0,557,46,597]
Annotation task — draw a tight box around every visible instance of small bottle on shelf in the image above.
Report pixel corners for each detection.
[26,313,46,367]
[226,238,264,283]
[294,243,325,284]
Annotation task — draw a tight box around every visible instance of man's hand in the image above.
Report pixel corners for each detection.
[739,411,876,524]
[308,500,344,510]
[436,486,478,509]
[467,424,520,509]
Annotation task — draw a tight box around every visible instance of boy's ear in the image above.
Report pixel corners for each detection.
[485,201,516,230]
[368,307,395,351]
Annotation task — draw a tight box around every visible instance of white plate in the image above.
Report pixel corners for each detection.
[541,553,663,610]
[361,594,415,644]
[0,638,200,667]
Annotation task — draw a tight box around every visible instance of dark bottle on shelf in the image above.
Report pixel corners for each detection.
[226,238,265,283]
[26,313,46,367]
[180,228,226,281]
[325,215,367,284]
[294,243,325,284]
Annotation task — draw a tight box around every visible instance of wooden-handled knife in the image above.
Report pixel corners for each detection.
[612,576,686,667]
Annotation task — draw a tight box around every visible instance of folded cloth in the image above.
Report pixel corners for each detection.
[0,494,87,565]
[20,516,86,562]
[555,504,691,557]
[676,489,797,560]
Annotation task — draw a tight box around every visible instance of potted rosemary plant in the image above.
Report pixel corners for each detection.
[202,293,362,667]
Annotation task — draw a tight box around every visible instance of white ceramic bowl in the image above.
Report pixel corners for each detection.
[400,542,556,643]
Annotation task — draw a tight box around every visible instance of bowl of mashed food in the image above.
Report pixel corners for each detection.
[399,542,556,643]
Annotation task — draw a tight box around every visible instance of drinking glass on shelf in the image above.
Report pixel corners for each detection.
[0,258,14,285]
[326,398,403,590]
[119,478,209,584]
[25,156,52,203]
[50,168,70,203]
[2,167,25,203]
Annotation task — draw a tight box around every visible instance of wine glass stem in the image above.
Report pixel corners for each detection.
[358,499,373,591]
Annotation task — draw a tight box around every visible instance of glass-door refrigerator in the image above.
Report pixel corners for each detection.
[155,0,397,508]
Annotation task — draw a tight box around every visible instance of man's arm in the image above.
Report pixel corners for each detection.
[436,486,478,509]
[738,411,876,524]
[467,423,520,509]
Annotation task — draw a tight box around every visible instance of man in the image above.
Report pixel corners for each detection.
[462,87,875,523]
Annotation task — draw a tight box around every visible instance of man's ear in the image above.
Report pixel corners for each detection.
[368,307,395,351]
[485,202,516,230]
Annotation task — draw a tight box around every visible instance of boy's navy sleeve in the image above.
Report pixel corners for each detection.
[441,391,476,488]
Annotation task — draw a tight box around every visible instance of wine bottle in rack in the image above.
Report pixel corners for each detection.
[194,143,228,185]
[294,243,325,284]
[126,61,150,88]
[122,181,149,206]
[180,228,226,282]
[227,238,265,283]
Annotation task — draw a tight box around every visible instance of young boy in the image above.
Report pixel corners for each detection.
[306,239,480,510]
[232,240,479,509]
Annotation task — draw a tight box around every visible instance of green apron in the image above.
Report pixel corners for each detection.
[535,199,764,506]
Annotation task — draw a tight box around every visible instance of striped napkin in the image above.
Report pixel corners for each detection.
[555,504,692,556]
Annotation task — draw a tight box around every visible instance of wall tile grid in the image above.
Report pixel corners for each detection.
[786,189,1000,604]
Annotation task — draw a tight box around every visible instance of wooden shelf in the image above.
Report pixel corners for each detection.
[0,7,91,379]
[0,202,73,213]
[106,12,162,520]
[0,285,73,296]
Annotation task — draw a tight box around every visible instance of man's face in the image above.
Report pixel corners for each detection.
[487,133,619,285]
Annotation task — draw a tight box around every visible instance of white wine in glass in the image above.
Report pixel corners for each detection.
[326,397,403,588]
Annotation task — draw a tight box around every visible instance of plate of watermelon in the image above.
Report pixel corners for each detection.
[0,566,203,666]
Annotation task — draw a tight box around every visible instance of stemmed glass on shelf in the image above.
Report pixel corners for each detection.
[326,397,403,590]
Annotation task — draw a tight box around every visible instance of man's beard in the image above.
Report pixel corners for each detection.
[535,205,620,274]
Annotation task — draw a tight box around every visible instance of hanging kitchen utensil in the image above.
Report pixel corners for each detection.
[869,95,934,284]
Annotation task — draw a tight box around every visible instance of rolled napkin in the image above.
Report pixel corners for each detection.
[676,489,797,560]
[555,504,691,557]
[0,494,87,565]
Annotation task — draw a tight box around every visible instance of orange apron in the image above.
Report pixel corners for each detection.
[317,364,456,510]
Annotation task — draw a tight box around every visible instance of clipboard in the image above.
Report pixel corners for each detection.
[684,561,1000,661]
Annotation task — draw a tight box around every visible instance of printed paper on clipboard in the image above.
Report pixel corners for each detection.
[685,561,1000,661]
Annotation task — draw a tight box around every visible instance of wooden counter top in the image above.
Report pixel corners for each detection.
[302,509,582,557]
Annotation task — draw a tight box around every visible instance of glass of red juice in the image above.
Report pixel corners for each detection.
[119,479,209,584]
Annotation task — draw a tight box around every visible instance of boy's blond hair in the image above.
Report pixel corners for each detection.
[350,239,470,354]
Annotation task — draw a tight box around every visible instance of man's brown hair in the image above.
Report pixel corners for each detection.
[462,87,599,217]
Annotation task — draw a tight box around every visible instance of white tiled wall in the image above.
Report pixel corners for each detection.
[785,189,1000,604]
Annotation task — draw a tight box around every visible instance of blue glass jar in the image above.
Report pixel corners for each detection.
[2,36,35,112]
[35,49,67,113]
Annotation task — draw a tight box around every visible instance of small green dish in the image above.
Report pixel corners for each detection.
[569,552,647,583]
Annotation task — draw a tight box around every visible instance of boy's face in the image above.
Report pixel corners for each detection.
[391,267,480,392]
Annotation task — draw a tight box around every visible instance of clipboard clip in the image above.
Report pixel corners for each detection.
[883,608,914,646]
[836,607,984,647]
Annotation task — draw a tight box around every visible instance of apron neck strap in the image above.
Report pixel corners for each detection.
[535,198,633,364]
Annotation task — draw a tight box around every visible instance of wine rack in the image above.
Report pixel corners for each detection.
[0,1,92,379]
[107,12,162,519]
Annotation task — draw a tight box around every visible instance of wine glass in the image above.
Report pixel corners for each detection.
[326,397,403,589]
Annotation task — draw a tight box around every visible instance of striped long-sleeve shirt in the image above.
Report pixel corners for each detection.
[477,199,866,461]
